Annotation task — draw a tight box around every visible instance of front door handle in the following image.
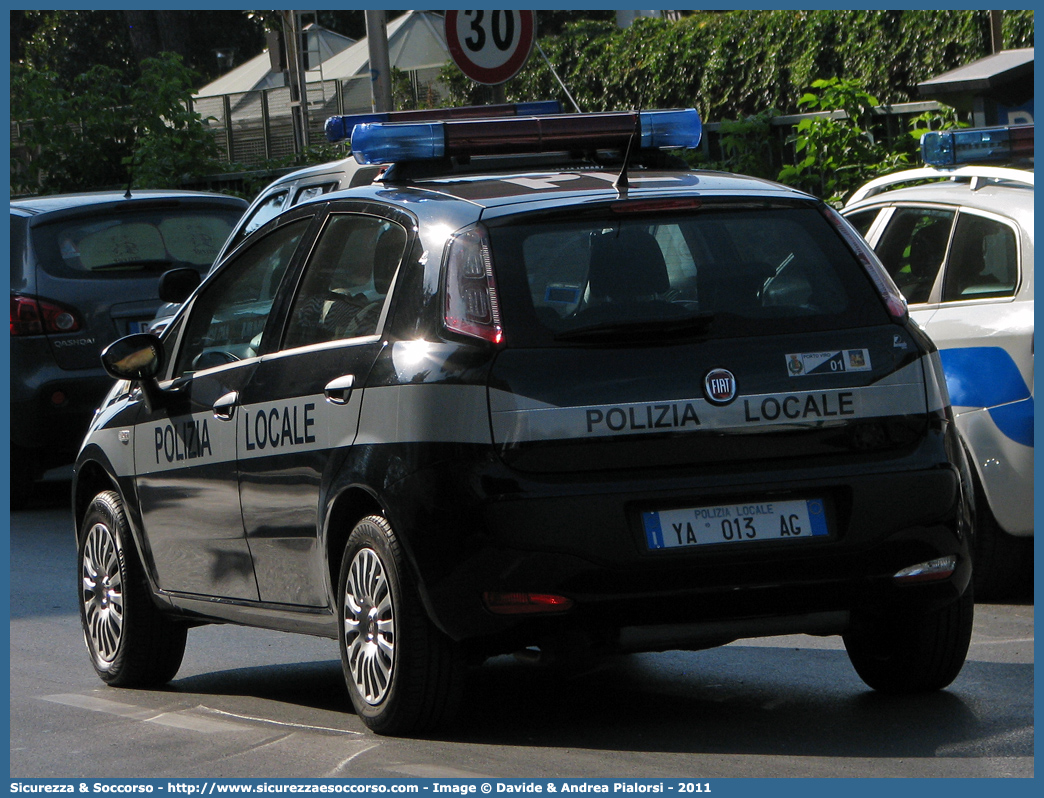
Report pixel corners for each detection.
[213,391,239,421]
[324,375,356,405]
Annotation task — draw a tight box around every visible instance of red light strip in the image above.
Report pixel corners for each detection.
[442,113,640,157]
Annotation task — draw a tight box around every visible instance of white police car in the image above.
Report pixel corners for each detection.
[75,106,975,736]
[843,124,1033,598]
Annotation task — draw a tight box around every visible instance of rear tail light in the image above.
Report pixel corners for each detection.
[10,295,82,336]
[444,224,503,345]
[821,205,908,322]
[483,591,575,615]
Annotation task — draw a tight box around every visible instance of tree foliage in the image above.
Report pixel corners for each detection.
[443,10,1033,120]
[438,9,1032,202]
[12,53,223,195]
[12,10,266,89]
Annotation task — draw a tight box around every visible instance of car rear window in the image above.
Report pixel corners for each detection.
[31,207,242,279]
[486,203,890,345]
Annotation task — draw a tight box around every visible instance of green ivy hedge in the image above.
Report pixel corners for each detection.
[443,10,1033,120]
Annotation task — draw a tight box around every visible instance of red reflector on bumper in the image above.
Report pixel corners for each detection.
[483,591,574,615]
[893,555,957,583]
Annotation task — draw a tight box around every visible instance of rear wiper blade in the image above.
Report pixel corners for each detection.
[555,313,715,342]
[90,259,176,272]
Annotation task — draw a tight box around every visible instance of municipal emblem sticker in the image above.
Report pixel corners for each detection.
[786,349,872,377]
[703,368,737,405]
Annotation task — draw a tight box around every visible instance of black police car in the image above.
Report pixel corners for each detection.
[73,107,974,736]
[10,190,247,504]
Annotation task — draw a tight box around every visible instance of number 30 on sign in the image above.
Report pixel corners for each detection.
[445,10,536,85]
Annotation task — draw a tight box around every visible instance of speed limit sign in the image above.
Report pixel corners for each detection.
[445,10,536,85]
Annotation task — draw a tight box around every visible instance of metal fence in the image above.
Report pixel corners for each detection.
[191,67,446,166]
[11,92,944,197]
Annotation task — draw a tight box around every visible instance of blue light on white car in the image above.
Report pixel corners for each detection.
[921,124,1033,167]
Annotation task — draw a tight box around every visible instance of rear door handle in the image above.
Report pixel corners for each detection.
[324,375,356,405]
[213,391,239,421]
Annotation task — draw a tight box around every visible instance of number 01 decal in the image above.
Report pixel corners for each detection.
[445,10,536,85]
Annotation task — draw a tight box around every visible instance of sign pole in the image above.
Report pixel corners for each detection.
[366,10,393,113]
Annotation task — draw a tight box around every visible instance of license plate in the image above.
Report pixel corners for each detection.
[127,320,149,334]
[643,498,829,550]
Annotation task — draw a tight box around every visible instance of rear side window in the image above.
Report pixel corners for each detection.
[30,207,241,279]
[293,183,337,206]
[487,205,889,345]
[241,190,290,238]
[10,213,28,285]
[942,213,1018,301]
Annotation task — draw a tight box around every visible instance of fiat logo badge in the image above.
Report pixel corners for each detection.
[704,368,737,405]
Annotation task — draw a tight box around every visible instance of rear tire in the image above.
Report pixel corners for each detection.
[971,475,1033,601]
[843,589,973,693]
[78,490,187,687]
[337,515,464,735]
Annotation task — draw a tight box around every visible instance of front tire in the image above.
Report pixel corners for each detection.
[337,515,463,735]
[78,490,187,687]
[10,444,38,510]
[843,589,973,693]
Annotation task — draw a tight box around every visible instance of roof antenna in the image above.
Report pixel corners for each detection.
[125,132,137,198]
[615,93,645,195]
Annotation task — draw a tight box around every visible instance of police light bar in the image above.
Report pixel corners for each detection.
[350,108,703,165]
[325,101,562,143]
[921,124,1033,167]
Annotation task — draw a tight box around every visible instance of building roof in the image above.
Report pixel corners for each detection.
[195,24,356,98]
[304,11,449,82]
[918,48,1033,97]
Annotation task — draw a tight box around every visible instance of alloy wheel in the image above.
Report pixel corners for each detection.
[81,522,124,663]
[342,547,396,704]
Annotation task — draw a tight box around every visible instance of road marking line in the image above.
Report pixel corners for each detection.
[147,711,252,733]
[40,694,250,733]
[41,694,155,720]
[198,706,364,735]
[389,764,490,778]
[324,742,382,777]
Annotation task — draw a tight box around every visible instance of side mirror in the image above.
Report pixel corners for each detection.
[101,333,167,412]
[158,267,202,304]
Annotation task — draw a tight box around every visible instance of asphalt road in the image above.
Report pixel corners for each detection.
[9,478,1035,780]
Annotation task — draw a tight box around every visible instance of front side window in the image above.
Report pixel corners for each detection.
[845,208,880,237]
[283,214,407,349]
[175,218,309,376]
[872,208,955,304]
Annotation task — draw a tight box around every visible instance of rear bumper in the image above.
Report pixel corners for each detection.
[955,406,1034,536]
[382,446,972,652]
[10,351,114,464]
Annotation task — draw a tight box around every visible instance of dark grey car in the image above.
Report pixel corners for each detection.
[10,189,246,504]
